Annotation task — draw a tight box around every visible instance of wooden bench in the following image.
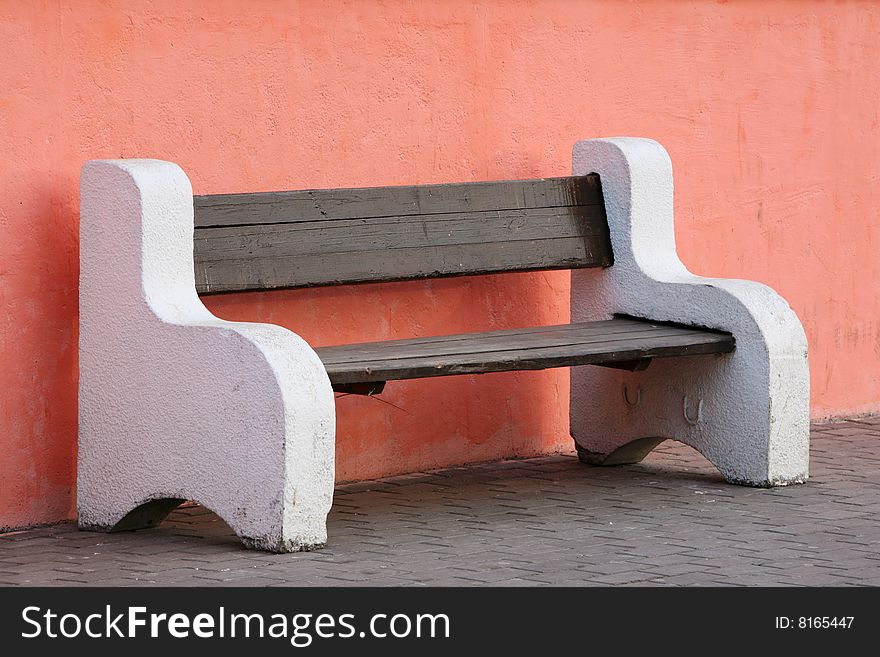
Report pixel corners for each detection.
[77,137,810,553]
[192,176,735,393]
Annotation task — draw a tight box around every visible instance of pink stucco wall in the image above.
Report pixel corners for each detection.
[2,1,879,529]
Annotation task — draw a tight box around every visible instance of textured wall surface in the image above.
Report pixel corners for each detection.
[2,1,879,528]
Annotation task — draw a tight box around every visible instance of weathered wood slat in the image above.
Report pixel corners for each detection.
[315,318,735,385]
[194,175,603,228]
[320,327,730,370]
[195,206,608,259]
[316,318,708,363]
[193,175,612,292]
[196,236,608,293]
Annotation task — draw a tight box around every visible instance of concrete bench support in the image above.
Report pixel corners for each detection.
[569,138,810,486]
[78,160,336,552]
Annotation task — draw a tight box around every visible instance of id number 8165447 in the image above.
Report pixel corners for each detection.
[775,617,854,629]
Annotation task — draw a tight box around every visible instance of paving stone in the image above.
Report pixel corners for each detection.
[2,420,880,586]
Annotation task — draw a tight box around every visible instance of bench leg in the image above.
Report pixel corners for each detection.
[569,138,809,487]
[78,452,332,553]
[78,409,334,552]
[571,351,808,486]
[78,160,336,552]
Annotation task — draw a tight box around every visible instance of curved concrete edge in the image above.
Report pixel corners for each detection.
[77,159,336,552]
[570,138,809,486]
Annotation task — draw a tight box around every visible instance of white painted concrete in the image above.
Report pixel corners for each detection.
[570,138,810,486]
[78,160,336,552]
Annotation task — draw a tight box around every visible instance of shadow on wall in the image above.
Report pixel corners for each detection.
[0,172,79,529]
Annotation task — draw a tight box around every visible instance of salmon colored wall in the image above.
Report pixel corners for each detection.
[2,0,879,529]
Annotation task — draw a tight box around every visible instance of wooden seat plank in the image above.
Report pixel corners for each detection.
[315,318,734,385]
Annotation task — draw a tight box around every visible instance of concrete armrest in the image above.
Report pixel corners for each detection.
[78,160,336,552]
[570,138,809,486]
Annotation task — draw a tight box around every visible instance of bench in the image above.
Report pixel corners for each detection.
[77,137,810,552]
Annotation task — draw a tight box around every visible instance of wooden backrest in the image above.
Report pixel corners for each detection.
[193,174,612,294]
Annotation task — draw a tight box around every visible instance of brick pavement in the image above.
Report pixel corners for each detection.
[1,417,879,586]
